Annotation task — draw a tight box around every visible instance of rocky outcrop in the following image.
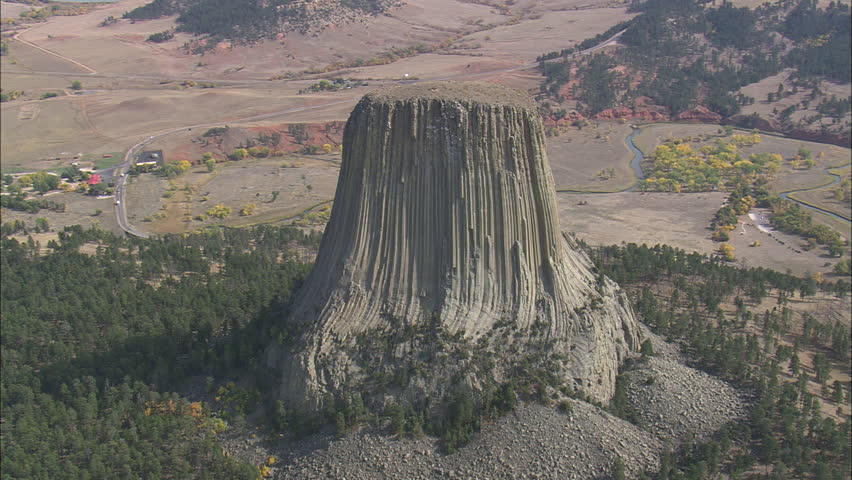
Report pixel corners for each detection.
[622,328,747,443]
[675,105,723,123]
[272,403,664,480]
[268,81,639,410]
[593,104,670,122]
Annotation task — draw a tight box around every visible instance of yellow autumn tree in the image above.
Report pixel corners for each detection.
[206,204,232,218]
[239,203,257,216]
[720,243,735,261]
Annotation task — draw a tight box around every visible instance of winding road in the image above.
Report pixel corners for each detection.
[779,165,851,223]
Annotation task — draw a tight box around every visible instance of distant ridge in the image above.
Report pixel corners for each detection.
[124,0,395,41]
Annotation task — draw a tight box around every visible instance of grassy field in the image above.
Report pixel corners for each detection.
[123,156,339,235]
[91,153,125,170]
[0,191,121,234]
[548,122,637,192]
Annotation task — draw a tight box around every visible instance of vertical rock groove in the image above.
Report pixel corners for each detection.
[268,82,639,409]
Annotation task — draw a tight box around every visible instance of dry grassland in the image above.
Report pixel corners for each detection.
[11,0,510,79]
[2,37,90,74]
[728,208,846,277]
[1,96,112,171]
[787,166,851,221]
[558,191,725,254]
[1,1,32,19]
[548,121,636,191]
[124,156,339,235]
[737,69,852,136]
[0,191,122,234]
[459,6,633,62]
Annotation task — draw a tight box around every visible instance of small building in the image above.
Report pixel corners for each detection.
[137,150,164,168]
[87,174,102,185]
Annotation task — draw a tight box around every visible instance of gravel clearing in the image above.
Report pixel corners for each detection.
[622,328,748,445]
[273,402,662,480]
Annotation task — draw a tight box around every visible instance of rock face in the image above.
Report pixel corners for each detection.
[268,81,639,409]
[675,105,723,123]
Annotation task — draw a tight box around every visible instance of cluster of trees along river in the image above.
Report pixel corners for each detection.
[1,223,849,478]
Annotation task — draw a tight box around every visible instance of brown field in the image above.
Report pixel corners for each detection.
[0,84,360,169]
[124,155,339,235]
[548,121,636,191]
[1,96,111,171]
[737,69,852,136]
[558,191,725,254]
[788,165,852,222]
[1,1,32,19]
[457,5,634,62]
[0,71,76,93]
[0,191,122,234]
[2,37,91,75]
[729,208,848,276]
[558,192,847,278]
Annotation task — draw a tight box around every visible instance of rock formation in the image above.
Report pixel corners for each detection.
[675,105,723,123]
[268,81,639,410]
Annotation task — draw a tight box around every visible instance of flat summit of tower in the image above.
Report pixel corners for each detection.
[364,81,538,110]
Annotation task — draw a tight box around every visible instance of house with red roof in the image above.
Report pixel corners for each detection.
[87,174,101,185]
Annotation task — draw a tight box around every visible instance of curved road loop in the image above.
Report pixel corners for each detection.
[779,165,851,223]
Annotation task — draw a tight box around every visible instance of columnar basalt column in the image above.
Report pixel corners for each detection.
[268,82,639,409]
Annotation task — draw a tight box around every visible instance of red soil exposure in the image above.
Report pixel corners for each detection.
[556,67,581,100]
[165,121,347,165]
[593,103,670,122]
[543,111,587,127]
[112,34,148,42]
[245,122,345,154]
[674,105,722,124]
[169,144,196,163]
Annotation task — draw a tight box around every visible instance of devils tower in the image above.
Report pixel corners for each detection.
[268,81,639,411]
